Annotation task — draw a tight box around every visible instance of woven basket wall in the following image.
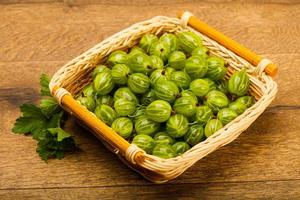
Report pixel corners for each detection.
[49,15,277,183]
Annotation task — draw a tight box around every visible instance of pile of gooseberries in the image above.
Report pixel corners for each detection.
[76,31,253,159]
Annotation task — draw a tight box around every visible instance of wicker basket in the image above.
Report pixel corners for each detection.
[49,11,278,183]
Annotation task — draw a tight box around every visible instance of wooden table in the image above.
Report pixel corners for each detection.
[1,1,299,199]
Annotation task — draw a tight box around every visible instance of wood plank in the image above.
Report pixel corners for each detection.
[264,53,300,106]
[0,61,63,89]
[1,98,299,188]
[0,0,61,4]
[1,0,299,5]
[68,0,300,5]
[0,3,299,62]
[0,180,299,200]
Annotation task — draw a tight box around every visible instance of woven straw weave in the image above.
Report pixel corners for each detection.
[50,15,277,183]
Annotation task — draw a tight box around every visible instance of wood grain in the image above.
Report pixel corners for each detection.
[0,1,299,199]
[0,180,300,200]
[2,0,300,5]
[0,2,299,62]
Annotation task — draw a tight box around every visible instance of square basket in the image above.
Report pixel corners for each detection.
[49,11,278,183]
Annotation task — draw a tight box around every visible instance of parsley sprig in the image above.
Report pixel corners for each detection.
[12,74,78,161]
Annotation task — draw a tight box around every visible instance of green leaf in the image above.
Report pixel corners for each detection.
[12,73,79,161]
[36,141,51,161]
[40,98,61,118]
[47,111,64,129]
[12,104,64,141]
[21,104,43,117]
[36,129,76,161]
[36,130,49,141]
[48,127,72,142]
[12,104,48,139]
[40,73,51,96]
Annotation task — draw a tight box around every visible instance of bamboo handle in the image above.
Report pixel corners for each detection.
[177,11,278,78]
[52,86,145,163]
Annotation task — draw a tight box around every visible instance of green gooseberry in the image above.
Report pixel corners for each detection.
[173,96,196,118]
[132,134,155,154]
[149,42,171,63]
[177,31,203,53]
[107,50,127,65]
[114,98,136,117]
[203,78,217,92]
[229,101,247,115]
[77,95,96,112]
[228,69,250,97]
[159,33,179,52]
[135,116,160,136]
[150,55,164,70]
[154,132,175,145]
[190,79,210,97]
[152,144,177,159]
[164,67,175,80]
[128,73,150,94]
[206,56,227,81]
[168,51,186,70]
[181,90,198,105]
[195,106,213,126]
[172,142,190,155]
[81,84,94,97]
[150,69,168,86]
[154,80,179,103]
[129,46,146,56]
[206,90,229,113]
[113,87,138,104]
[170,71,191,90]
[204,119,223,138]
[139,34,158,53]
[93,71,115,95]
[185,125,205,146]
[217,108,238,125]
[185,55,208,79]
[146,100,172,122]
[126,52,153,74]
[92,64,110,79]
[166,114,189,138]
[191,46,209,59]
[111,64,131,85]
[94,104,117,126]
[111,117,133,139]
[236,96,254,107]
